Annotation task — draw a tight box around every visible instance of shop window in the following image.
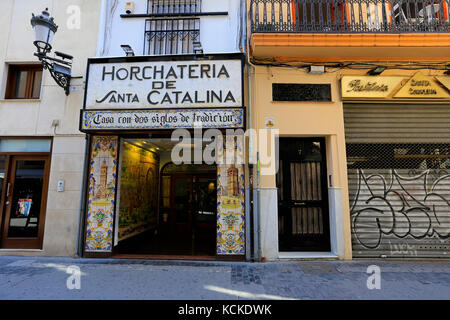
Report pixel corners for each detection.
[145,0,201,55]
[0,139,51,153]
[5,64,43,99]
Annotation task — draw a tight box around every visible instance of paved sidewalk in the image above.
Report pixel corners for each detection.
[0,256,448,300]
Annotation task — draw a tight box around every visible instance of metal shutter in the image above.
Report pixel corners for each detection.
[344,103,450,258]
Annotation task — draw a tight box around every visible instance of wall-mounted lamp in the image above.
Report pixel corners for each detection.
[125,2,135,14]
[193,41,203,55]
[121,44,135,57]
[31,8,72,95]
[367,66,387,76]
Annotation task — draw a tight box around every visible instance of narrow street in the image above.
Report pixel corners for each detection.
[0,256,448,300]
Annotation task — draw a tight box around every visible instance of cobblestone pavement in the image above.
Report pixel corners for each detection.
[0,256,448,300]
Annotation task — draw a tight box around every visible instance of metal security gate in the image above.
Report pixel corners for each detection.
[344,103,450,258]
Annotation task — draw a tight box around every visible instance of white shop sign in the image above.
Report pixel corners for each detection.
[85,59,243,109]
[80,108,245,131]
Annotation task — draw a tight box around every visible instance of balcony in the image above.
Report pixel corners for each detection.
[249,0,450,60]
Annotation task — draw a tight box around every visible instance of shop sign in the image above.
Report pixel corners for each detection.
[436,76,450,92]
[84,57,243,109]
[80,108,244,131]
[394,72,450,99]
[341,76,403,98]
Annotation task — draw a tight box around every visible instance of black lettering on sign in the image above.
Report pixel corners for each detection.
[272,83,332,102]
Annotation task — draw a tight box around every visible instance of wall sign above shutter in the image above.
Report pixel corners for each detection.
[341,76,404,99]
[394,72,450,99]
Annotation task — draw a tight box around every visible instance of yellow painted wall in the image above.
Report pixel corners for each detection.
[250,65,353,259]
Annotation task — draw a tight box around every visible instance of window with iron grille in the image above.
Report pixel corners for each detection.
[148,0,201,15]
[145,0,201,55]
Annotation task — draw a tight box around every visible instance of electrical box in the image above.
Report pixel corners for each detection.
[308,65,325,74]
[125,2,134,14]
[57,180,65,192]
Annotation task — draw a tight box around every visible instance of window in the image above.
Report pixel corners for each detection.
[5,64,43,99]
[145,0,201,55]
[272,83,332,102]
[148,0,201,15]
[145,18,200,55]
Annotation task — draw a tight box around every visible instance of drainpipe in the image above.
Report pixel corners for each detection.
[96,0,108,57]
[244,0,262,262]
[240,0,254,262]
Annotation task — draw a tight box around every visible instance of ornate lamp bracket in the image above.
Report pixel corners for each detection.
[36,53,72,96]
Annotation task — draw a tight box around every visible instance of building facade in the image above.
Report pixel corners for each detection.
[1,0,449,261]
[78,0,249,259]
[0,0,102,256]
[249,0,450,260]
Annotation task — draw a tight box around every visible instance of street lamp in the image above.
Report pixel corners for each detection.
[31,8,72,95]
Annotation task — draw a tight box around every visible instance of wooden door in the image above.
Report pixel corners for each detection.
[1,155,50,249]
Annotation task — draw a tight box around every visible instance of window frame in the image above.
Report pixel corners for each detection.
[5,64,43,100]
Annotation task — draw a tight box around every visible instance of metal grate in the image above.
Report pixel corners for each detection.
[147,0,202,15]
[144,1,201,55]
[250,0,450,33]
[346,141,450,258]
[145,18,200,55]
[272,83,332,102]
[347,143,450,170]
[344,104,450,258]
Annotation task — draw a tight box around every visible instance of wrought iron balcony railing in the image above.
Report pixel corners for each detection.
[251,0,450,33]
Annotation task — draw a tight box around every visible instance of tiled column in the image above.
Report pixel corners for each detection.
[217,134,246,255]
[84,136,119,253]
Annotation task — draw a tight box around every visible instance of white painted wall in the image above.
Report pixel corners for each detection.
[98,0,243,57]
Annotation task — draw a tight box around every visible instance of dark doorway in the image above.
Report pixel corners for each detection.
[277,138,330,251]
[115,161,217,257]
[1,155,50,249]
[161,170,217,256]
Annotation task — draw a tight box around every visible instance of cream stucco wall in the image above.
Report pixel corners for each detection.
[0,0,101,256]
[250,65,352,260]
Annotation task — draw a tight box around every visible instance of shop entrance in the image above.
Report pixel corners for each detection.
[160,168,217,256]
[113,138,217,257]
[0,155,50,249]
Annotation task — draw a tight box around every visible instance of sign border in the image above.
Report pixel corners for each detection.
[79,107,246,133]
